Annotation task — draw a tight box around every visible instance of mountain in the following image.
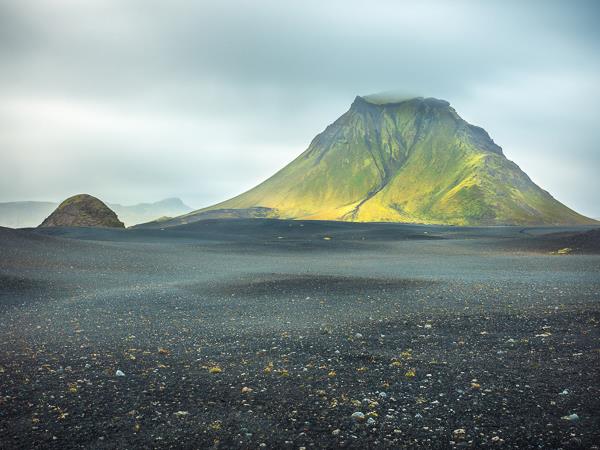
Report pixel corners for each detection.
[39,194,125,228]
[155,95,595,227]
[0,198,192,228]
[108,198,192,227]
[0,201,57,229]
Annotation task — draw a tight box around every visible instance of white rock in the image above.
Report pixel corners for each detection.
[115,369,125,377]
[351,411,365,421]
[453,428,466,440]
[562,413,579,422]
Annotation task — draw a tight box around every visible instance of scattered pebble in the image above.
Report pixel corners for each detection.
[351,412,365,421]
[562,413,579,422]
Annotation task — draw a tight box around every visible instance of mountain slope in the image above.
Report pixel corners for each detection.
[161,96,595,226]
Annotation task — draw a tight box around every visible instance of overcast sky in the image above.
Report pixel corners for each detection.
[1,0,598,216]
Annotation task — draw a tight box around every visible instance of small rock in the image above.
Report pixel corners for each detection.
[351,411,365,421]
[332,429,341,436]
[174,411,189,417]
[115,369,125,377]
[562,413,579,422]
[367,417,376,425]
[453,428,466,440]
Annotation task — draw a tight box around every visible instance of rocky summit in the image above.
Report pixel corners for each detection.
[160,95,595,227]
[39,194,125,228]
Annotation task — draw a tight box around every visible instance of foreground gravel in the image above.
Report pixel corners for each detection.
[0,220,598,449]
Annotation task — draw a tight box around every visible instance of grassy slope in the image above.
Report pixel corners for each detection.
[183,97,595,226]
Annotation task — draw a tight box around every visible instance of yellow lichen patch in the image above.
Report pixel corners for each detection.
[328,370,337,377]
[405,369,416,378]
[556,247,572,255]
[208,366,222,374]
[400,350,412,360]
[209,420,222,431]
[263,362,274,374]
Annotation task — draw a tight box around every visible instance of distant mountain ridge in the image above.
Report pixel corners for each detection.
[0,197,192,228]
[150,95,595,227]
[109,198,192,227]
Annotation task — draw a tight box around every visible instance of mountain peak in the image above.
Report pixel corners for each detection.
[352,94,451,108]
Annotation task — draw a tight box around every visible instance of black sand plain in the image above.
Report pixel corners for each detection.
[0,219,599,449]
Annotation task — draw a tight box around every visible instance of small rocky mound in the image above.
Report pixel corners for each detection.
[39,194,124,228]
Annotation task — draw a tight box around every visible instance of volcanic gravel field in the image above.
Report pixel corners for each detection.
[0,219,599,449]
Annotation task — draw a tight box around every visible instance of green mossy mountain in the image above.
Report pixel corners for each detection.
[166,96,596,226]
[39,194,125,228]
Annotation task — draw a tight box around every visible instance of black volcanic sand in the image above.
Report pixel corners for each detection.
[0,220,599,449]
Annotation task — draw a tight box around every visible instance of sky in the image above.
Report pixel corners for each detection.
[0,0,599,217]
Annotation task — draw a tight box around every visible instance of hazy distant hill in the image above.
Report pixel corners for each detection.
[0,197,192,228]
[0,202,56,229]
[109,198,192,227]
[153,95,595,227]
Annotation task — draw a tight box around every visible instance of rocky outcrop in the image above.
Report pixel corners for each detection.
[39,194,125,228]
